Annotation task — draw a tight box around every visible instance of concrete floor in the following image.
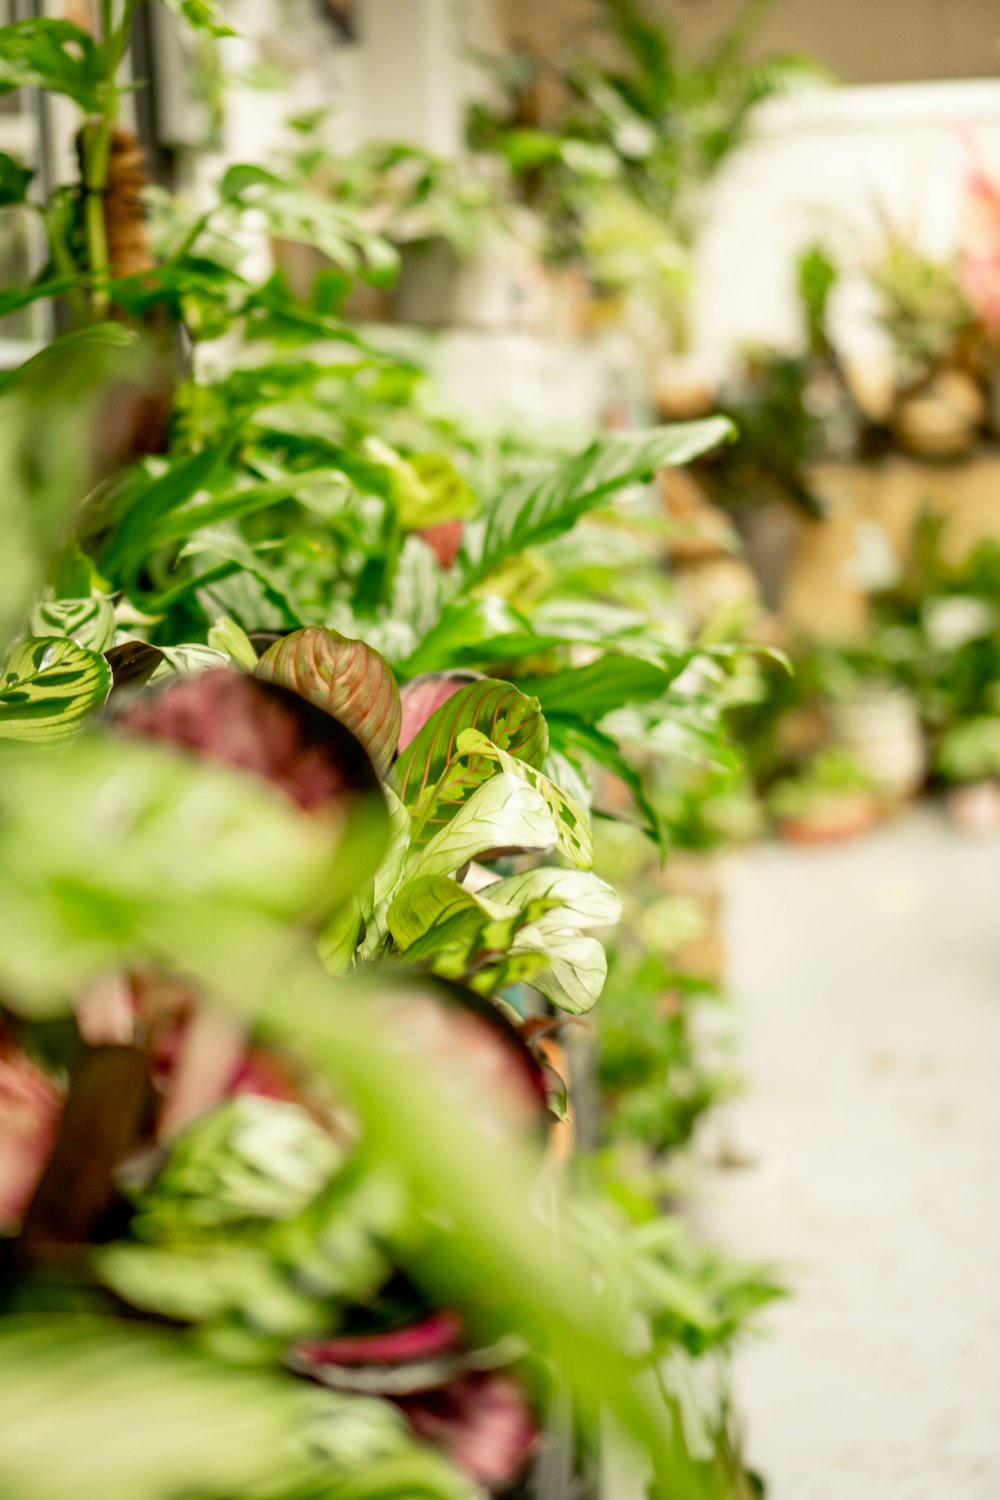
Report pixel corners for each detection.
[693,808,1000,1500]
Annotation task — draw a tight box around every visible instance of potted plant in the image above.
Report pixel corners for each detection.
[769,747,880,843]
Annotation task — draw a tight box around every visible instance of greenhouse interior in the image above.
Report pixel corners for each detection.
[1,0,999,1496]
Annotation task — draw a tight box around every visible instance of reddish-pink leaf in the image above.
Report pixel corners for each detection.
[255,627,401,778]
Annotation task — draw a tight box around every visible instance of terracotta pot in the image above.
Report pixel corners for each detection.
[779,790,880,845]
[946,781,1000,834]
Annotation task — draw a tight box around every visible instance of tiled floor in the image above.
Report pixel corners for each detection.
[693,808,1000,1499]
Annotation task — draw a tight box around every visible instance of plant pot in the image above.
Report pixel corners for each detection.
[829,686,925,803]
[945,781,1000,834]
[890,369,984,459]
[391,234,549,332]
[779,789,880,845]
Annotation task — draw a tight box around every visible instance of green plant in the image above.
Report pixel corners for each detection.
[0,4,783,1493]
[469,0,823,335]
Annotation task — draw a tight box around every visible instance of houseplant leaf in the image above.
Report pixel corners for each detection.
[394,679,548,806]
[405,772,558,880]
[0,19,104,111]
[29,595,116,653]
[255,626,402,778]
[0,636,111,742]
[475,419,733,577]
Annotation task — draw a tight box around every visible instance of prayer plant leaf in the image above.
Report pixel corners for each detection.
[510,913,609,1015]
[0,636,111,742]
[405,772,558,881]
[394,678,548,807]
[29,595,116,653]
[476,419,734,577]
[255,626,402,778]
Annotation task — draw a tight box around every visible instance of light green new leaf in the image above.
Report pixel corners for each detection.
[511,910,609,1014]
[407,771,557,880]
[0,636,110,742]
[0,19,104,111]
[29,595,116,653]
[394,678,548,806]
[0,1318,467,1500]
[207,614,259,670]
[447,727,593,868]
[485,866,622,929]
[475,419,733,577]
[391,450,476,530]
[256,626,402,778]
[0,733,387,1013]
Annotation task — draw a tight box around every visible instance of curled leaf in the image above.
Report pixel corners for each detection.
[256,627,401,778]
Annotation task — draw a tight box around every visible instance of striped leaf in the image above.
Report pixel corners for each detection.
[0,636,111,743]
[406,727,592,869]
[30,596,116,653]
[255,626,401,778]
[476,419,733,578]
[394,679,548,808]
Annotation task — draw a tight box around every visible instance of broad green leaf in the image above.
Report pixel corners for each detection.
[484,866,621,929]
[389,867,619,953]
[96,1243,320,1332]
[255,626,402,778]
[401,596,560,676]
[475,419,734,577]
[394,678,548,806]
[207,614,258,670]
[388,874,490,951]
[0,275,86,320]
[444,727,593,868]
[510,911,609,1015]
[391,450,476,530]
[389,868,618,1009]
[406,771,558,880]
[0,733,388,1013]
[150,642,232,679]
[0,148,31,204]
[0,19,104,111]
[99,438,239,582]
[0,636,110,742]
[518,652,687,720]
[0,1318,464,1500]
[29,595,115,652]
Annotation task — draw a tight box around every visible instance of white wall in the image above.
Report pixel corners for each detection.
[691,78,1000,378]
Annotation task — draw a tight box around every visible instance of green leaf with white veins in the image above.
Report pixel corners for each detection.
[0,637,111,742]
[406,726,592,869]
[511,911,609,1015]
[405,772,557,881]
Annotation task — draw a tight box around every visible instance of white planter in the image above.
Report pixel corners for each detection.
[830,686,925,800]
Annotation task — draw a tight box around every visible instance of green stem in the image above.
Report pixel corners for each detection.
[83,114,113,318]
[82,0,140,318]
